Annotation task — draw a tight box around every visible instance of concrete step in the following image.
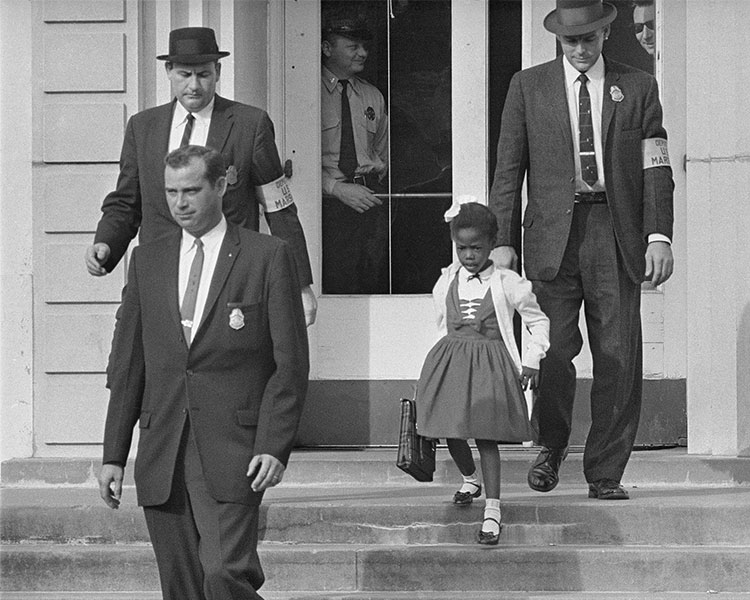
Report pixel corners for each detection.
[3,594,750,600]
[3,485,750,547]
[3,542,750,594]
[4,447,750,487]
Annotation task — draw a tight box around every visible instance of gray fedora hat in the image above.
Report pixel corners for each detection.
[157,27,230,64]
[544,0,617,36]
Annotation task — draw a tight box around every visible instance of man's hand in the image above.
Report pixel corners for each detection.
[85,243,111,276]
[491,246,518,271]
[98,464,124,509]
[247,454,285,492]
[644,241,673,286]
[520,366,540,391]
[301,285,317,327]
[331,182,382,214]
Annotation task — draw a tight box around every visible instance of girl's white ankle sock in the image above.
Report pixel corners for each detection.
[458,471,481,494]
[482,498,502,535]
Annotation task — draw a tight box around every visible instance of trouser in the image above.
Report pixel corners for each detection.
[322,195,389,294]
[143,420,264,600]
[530,203,642,483]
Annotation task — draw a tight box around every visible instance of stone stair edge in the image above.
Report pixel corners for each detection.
[4,447,750,487]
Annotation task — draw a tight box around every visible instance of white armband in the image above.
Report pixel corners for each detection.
[642,138,671,169]
[256,175,295,213]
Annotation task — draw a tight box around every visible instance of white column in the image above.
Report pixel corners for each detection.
[0,0,34,462]
[452,0,489,202]
[685,0,750,456]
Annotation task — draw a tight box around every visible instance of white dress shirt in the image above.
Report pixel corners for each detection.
[178,216,227,343]
[563,55,606,194]
[169,98,214,152]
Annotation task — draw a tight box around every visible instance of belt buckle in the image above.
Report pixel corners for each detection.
[353,175,366,186]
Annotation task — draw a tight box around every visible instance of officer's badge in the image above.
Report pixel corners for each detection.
[365,107,376,121]
[609,85,624,103]
[226,165,238,185]
[229,307,245,330]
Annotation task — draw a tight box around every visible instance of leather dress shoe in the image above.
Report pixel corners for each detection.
[527,446,568,492]
[588,478,629,500]
[453,482,482,505]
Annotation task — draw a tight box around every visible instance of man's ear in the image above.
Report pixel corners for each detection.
[215,61,222,81]
[321,40,332,59]
[217,176,228,197]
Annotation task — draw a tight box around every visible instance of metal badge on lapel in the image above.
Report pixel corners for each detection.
[610,85,624,103]
[229,307,245,330]
[365,106,376,121]
[226,165,238,185]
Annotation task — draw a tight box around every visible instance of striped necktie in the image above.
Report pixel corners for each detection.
[577,73,598,186]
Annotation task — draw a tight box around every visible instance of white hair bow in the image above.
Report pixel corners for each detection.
[443,194,477,222]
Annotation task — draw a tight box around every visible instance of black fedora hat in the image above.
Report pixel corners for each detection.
[544,0,617,36]
[157,27,230,64]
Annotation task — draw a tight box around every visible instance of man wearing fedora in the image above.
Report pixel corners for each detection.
[85,27,317,325]
[490,0,674,500]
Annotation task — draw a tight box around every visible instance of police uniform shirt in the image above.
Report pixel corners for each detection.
[321,66,388,195]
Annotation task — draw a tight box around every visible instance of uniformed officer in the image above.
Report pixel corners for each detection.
[321,17,389,294]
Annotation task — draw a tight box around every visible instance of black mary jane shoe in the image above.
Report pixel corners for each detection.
[588,478,630,500]
[453,482,482,505]
[477,517,502,545]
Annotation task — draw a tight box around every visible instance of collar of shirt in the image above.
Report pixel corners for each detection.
[170,97,215,149]
[563,55,606,192]
[322,66,362,95]
[457,262,494,299]
[180,214,226,258]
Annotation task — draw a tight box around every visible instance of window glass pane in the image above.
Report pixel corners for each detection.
[321,0,452,295]
[603,0,656,74]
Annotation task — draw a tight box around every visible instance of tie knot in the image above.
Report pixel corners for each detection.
[577,73,589,85]
[194,238,203,250]
[186,113,195,123]
[340,79,349,89]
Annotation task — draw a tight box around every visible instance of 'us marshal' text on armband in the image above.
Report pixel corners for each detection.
[642,138,671,169]
[256,175,295,213]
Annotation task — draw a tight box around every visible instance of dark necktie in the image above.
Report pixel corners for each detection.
[338,79,357,181]
[577,73,598,186]
[180,238,204,345]
[180,113,195,148]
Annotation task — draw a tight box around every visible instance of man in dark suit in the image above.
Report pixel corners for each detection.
[490,0,674,500]
[98,145,308,599]
[85,27,317,325]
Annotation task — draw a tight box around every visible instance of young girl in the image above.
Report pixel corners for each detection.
[416,201,549,545]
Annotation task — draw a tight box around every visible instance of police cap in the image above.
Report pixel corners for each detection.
[322,18,373,42]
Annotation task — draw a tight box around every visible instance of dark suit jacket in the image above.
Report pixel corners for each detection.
[490,56,674,283]
[102,222,309,507]
[94,95,313,286]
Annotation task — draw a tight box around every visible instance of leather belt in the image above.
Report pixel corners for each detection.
[574,192,607,204]
[351,173,378,188]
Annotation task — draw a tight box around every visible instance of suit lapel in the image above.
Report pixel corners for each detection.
[602,60,621,153]
[206,95,234,154]
[151,232,183,338]
[548,57,574,151]
[193,223,241,343]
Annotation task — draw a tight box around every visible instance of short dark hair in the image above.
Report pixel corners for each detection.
[449,202,499,241]
[632,0,653,7]
[164,145,226,185]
